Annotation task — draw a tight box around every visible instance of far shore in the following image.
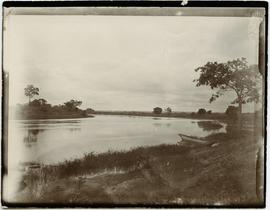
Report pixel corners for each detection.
[92,111,258,123]
[94,111,225,119]
[14,110,259,124]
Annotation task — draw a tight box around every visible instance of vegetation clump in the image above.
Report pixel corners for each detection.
[14,85,93,119]
[153,107,162,114]
[197,108,207,115]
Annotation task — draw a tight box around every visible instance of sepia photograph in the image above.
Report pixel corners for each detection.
[2,2,267,208]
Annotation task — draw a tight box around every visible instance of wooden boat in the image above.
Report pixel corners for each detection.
[178,133,207,144]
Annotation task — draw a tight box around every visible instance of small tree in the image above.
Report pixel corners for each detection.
[153,107,162,114]
[166,107,172,113]
[194,58,261,117]
[24,85,39,104]
[197,108,206,115]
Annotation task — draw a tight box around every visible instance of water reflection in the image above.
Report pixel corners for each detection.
[69,127,81,132]
[196,121,223,131]
[166,123,171,127]
[20,119,81,124]
[153,122,171,127]
[13,116,227,165]
[23,129,44,147]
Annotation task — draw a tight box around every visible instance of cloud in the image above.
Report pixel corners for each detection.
[6,15,261,112]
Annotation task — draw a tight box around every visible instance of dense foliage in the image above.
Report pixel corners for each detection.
[153,107,162,114]
[197,108,206,115]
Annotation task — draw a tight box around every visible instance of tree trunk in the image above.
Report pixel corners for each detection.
[238,101,242,115]
[29,96,31,105]
[238,100,243,128]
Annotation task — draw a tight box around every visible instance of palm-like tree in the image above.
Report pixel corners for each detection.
[24,85,39,104]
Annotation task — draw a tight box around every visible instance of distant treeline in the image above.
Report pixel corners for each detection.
[15,83,262,121]
[93,110,262,123]
[94,110,223,119]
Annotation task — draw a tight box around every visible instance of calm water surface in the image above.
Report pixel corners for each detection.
[9,115,226,165]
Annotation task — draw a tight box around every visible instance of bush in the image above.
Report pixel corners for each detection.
[166,107,172,113]
[225,106,239,116]
[153,107,162,114]
[86,108,95,114]
[30,98,47,107]
[197,108,206,115]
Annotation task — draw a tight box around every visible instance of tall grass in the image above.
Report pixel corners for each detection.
[25,144,189,181]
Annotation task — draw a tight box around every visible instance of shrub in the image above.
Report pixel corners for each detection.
[197,108,206,115]
[225,106,239,116]
[153,107,162,114]
[166,107,172,113]
[86,108,95,114]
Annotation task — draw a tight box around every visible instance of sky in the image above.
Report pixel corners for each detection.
[5,13,262,112]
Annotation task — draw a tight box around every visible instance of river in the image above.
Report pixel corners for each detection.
[8,115,226,166]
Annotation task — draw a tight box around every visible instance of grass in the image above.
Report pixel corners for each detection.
[25,143,189,179]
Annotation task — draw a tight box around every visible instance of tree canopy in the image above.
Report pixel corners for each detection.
[166,107,172,113]
[64,99,82,111]
[30,98,47,107]
[153,107,162,114]
[194,58,261,114]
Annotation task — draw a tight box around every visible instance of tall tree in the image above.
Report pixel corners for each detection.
[194,58,261,116]
[24,85,39,104]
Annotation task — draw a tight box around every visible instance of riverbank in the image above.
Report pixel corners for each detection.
[16,126,264,206]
